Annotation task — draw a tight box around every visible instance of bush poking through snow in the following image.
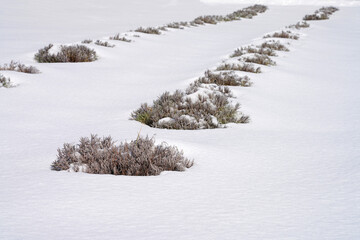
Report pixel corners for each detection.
[303,6,339,21]
[190,4,268,25]
[288,21,310,29]
[260,41,289,52]
[135,27,162,35]
[51,135,193,176]
[95,40,115,48]
[132,89,249,130]
[216,63,261,73]
[230,46,277,58]
[241,54,276,66]
[109,34,132,42]
[264,31,299,40]
[81,39,93,44]
[166,22,189,29]
[197,70,252,87]
[0,74,14,88]
[34,44,98,63]
[0,61,40,74]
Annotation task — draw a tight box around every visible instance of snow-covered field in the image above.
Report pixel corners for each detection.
[0,1,359,239]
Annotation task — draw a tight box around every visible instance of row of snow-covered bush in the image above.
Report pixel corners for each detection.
[52,6,340,177]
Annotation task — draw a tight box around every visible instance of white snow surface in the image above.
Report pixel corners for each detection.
[1,1,360,240]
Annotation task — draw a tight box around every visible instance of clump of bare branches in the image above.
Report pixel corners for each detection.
[230,46,277,58]
[34,44,98,63]
[131,89,249,130]
[264,30,299,40]
[0,61,40,74]
[216,63,261,73]
[135,27,162,35]
[197,70,252,87]
[0,74,14,88]
[95,40,115,48]
[81,39,92,44]
[240,54,276,66]
[109,34,132,42]
[260,40,289,51]
[303,6,339,21]
[287,21,310,29]
[51,135,193,176]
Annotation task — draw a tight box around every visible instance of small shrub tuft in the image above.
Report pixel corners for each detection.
[216,63,261,73]
[95,40,115,48]
[303,7,338,21]
[34,44,98,63]
[241,54,276,66]
[197,70,252,87]
[0,74,14,88]
[109,34,132,42]
[264,31,299,40]
[81,39,93,44]
[135,27,161,35]
[0,61,40,74]
[288,21,310,29]
[51,135,193,176]
[230,46,277,58]
[260,40,289,51]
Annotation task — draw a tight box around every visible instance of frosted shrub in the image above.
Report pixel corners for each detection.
[132,89,249,130]
[51,135,193,176]
[197,70,252,87]
[288,21,310,29]
[0,61,40,74]
[216,63,261,73]
[94,40,115,48]
[230,46,277,58]
[135,27,161,35]
[0,74,14,88]
[241,54,276,66]
[109,34,132,42]
[260,41,290,52]
[264,31,299,40]
[81,39,92,44]
[35,44,97,63]
[303,7,338,21]
[166,22,189,29]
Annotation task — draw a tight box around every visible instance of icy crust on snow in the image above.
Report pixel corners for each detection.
[201,0,360,6]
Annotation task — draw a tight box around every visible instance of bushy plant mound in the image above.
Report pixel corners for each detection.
[241,54,276,66]
[95,40,115,48]
[35,44,97,63]
[260,41,289,52]
[303,6,339,21]
[109,34,132,42]
[197,70,252,87]
[264,31,299,40]
[0,61,40,74]
[216,63,261,73]
[288,21,310,29]
[230,46,277,58]
[166,22,189,29]
[191,4,268,25]
[135,27,162,35]
[51,135,193,176]
[132,89,249,130]
[81,39,93,44]
[0,74,13,88]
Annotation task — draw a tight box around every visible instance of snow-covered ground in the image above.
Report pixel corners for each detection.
[1,1,359,239]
